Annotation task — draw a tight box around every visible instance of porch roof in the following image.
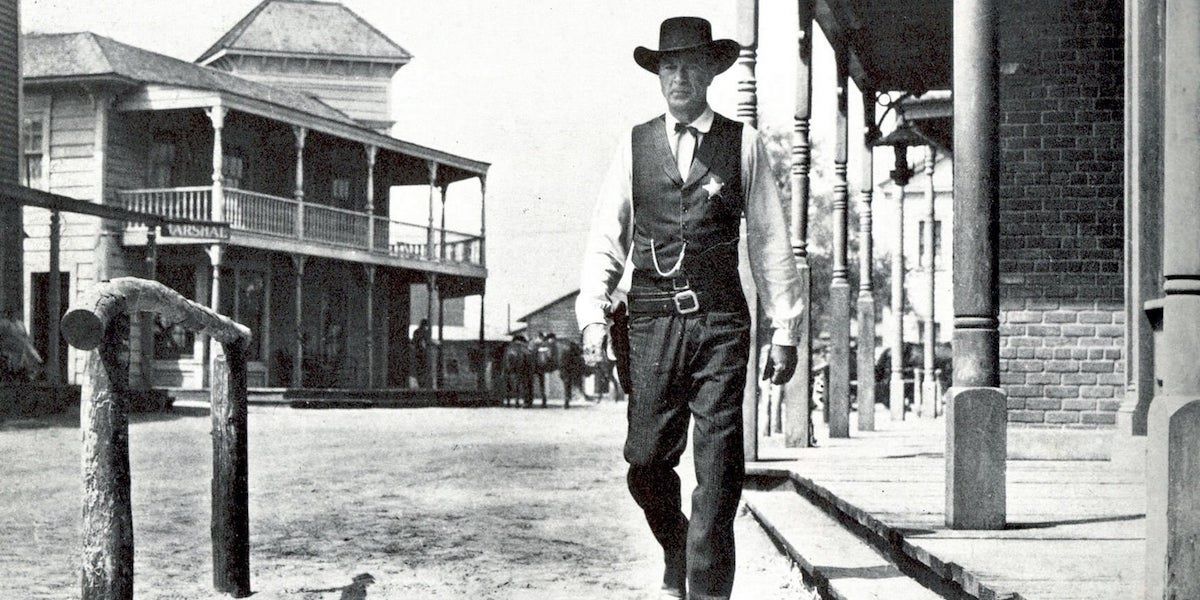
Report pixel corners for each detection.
[816,0,951,94]
[22,32,489,181]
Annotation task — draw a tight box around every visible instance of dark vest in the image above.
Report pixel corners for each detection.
[630,112,744,284]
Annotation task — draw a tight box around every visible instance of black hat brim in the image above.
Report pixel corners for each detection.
[633,39,740,75]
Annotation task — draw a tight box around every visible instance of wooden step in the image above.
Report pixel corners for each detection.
[743,480,954,600]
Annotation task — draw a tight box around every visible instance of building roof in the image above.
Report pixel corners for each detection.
[517,289,580,323]
[196,0,412,64]
[24,32,357,125]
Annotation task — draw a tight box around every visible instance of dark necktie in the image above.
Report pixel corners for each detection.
[673,123,699,177]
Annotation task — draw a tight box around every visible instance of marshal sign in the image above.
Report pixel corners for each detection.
[165,221,230,240]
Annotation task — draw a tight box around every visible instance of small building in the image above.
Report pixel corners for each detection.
[18,0,490,391]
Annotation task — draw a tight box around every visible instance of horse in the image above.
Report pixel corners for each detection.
[0,318,42,383]
[530,332,586,409]
[498,334,535,408]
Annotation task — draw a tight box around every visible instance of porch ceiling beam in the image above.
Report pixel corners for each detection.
[115,85,489,180]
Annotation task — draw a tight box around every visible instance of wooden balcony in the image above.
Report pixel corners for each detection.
[115,187,484,274]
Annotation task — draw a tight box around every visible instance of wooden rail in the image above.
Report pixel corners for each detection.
[62,278,253,599]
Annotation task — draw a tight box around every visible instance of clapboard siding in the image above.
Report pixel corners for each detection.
[0,0,18,183]
[237,72,391,123]
[106,113,148,200]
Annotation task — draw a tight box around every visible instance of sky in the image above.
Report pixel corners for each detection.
[22,0,881,336]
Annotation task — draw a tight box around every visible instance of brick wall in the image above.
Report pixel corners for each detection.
[997,0,1124,428]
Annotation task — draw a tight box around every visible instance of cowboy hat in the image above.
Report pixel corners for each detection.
[634,16,740,75]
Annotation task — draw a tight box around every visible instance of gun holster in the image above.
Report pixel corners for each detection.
[610,302,633,395]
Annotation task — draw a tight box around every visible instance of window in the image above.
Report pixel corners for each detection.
[149,142,176,188]
[918,219,942,269]
[222,154,245,189]
[235,270,267,362]
[332,177,351,203]
[21,114,48,189]
[154,264,197,359]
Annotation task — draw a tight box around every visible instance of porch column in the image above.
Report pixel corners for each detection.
[1120,0,1164,441]
[206,104,226,223]
[1146,2,1200,597]
[947,0,1006,530]
[479,175,488,265]
[857,92,878,432]
[47,210,61,385]
[293,126,306,238]
[890,170,913,421]
[784,0,814,448]
[427,273,439,390]
[291,255,306,388]
[207,244,224,389]
[139,225,158,389]
[921,147,938,418]
[426,161,438,260]
[828,50,851,439]
[365,265,376,388]
[736,0,759,461]
[439,184,448,260]
[437,281,446,389]
[365,145,377,251]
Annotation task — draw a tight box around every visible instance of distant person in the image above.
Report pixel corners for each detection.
[412,318,431,388]
[576,16,804,600]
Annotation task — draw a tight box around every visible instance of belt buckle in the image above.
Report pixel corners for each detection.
[673,289,699,314]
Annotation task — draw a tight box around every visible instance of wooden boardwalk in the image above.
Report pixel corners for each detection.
[748,411,1144,600]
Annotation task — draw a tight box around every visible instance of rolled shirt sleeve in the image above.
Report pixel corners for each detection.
[575,134,633,330]
[741,126,805,346]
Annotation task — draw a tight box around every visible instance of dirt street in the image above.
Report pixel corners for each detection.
[0,399,808,599]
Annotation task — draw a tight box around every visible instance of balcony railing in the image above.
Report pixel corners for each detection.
[115,187,484,267]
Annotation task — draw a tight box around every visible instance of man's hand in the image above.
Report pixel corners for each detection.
[582,323,609,368]
[761,344,798,385]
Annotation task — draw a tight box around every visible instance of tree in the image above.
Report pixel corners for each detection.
[759,127,893,342]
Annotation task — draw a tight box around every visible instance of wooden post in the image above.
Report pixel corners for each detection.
[478,288,487,393]
[784,0,814,448]
[828,50,851,439]
[291,255,305,388]
[1146,1,1200,596]
[439,184,448,260]
[141,226,157,389]
[206,104,226,223]
[365,265,376,388]
[737,0,759,461]
[479,175,487,265]
[890,164,912,421]
[1120,0,1163,441]
[210,340,249,597]
[47,209,62,385]
[921,147,938,418]
[365,145,377,251]
[80,317,133,600]
[426,161,438,260]
[292,126,306,239]
[947,0,1006,530]
[65,279,252,599]
[857,92,878,432]
[427,273,438,390]
[437,279,445,389]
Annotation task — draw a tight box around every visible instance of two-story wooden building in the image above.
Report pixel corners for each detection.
[19,0,489,392]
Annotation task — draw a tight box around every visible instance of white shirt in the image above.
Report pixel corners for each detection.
[575,106,805,346]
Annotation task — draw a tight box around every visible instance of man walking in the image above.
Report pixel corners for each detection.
[576,16,804,600]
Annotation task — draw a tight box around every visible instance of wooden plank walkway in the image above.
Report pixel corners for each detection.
[747,411,1144,600]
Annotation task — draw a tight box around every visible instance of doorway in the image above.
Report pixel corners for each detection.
[30,271,69,381]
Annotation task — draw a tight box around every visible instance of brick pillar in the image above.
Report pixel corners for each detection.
[1145,1,1200,596]
[947,0,1006,530]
